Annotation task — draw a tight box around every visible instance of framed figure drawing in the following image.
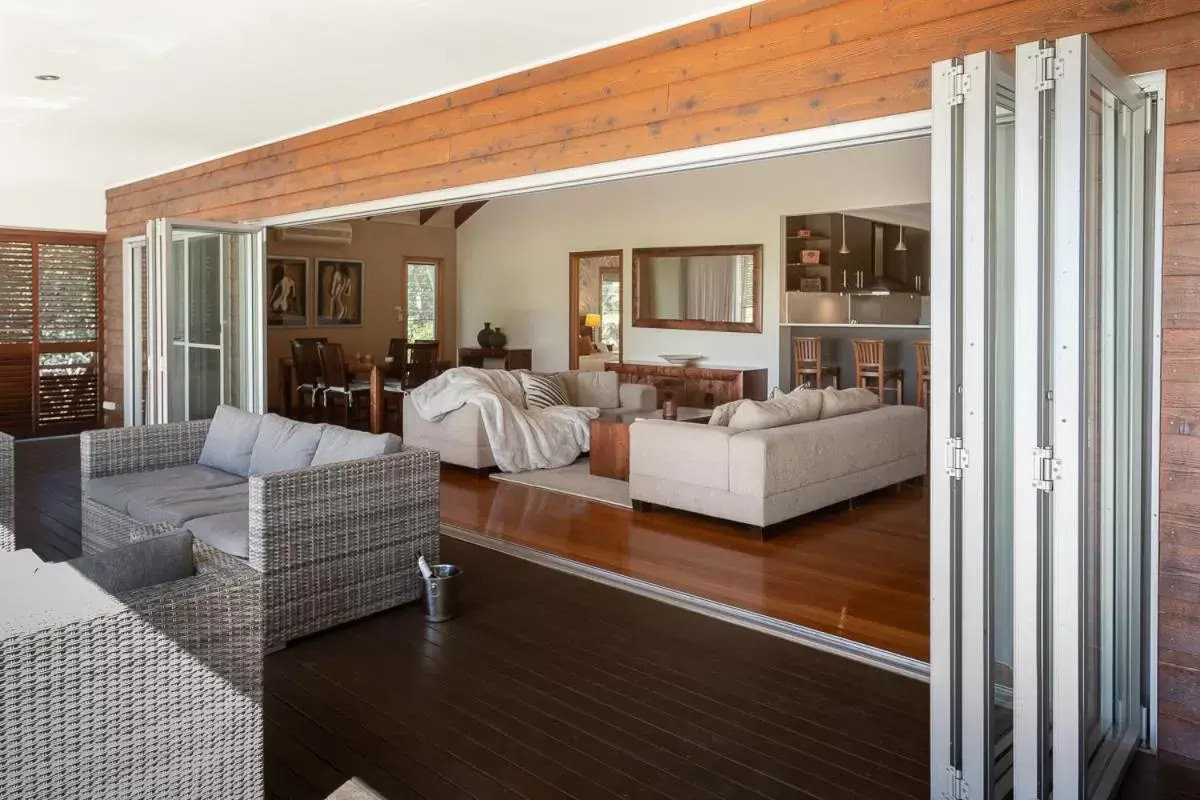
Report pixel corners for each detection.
[316,259,364,327]
[266,256,309,327]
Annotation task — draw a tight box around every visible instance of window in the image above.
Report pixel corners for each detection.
[600,272,620,351]
[406,261,439,342]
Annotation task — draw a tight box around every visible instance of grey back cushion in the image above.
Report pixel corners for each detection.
[199,405,263,477]
[249,414,327,475]
[311,428,403,467]
[69,530,195,595]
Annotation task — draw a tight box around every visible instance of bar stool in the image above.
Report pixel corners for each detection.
[915,339,931,409]
[852,338,904,405]
[792,337,840,390]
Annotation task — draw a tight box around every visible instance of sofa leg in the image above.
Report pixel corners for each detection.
[632,500,654,512]
[753,521,788,541]
[472,465,499,478]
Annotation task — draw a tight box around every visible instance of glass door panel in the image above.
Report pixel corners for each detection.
[931,49,1016,800]
[145,219,265,424]
[1013,33,1152,800]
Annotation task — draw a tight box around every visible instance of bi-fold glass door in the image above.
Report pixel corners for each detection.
[933,32,1155,800]
[126,219,266,424]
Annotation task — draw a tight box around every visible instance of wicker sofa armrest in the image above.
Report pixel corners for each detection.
[248,444,441,647]
[119,540,262,700]
[0,432,12,552]
[80,419,212,479]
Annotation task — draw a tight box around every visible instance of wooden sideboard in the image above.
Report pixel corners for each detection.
[604,361,768,408]
[458,348,532,370]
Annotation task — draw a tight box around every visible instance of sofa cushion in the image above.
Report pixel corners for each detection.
[185,512,250,559]
[126,482,249,528]
[198,405,262,477]
[559,370,619,409]
[311,428,403,466]
[84,464,246,515]
[708,399,750,427]
[519,372,570,409]
[249,414,326,475]
[69,530,195,594]
[819,387,881,420]
[728,389,824,431]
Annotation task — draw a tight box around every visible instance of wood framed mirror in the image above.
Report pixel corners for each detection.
[569,250,623,370]
[631,244,763,333]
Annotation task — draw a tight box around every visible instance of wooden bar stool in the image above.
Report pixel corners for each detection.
[792,337,840,390]
[915,339,931,409]
[852,338,904,405]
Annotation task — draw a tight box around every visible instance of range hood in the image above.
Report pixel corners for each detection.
[851,222,905,295]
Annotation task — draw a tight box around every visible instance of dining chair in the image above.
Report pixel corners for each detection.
[405,341,440,389]
[385,338,408,386]
[379,337,409,433]
[290,339,325,421]
[915,339,931,409]
[317,342,370,426]
[852,338,904,405]
[791,336,840,390]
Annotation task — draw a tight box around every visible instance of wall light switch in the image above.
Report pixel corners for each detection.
[102,401,118,411]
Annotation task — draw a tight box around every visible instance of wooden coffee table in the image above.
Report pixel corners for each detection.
[588,407,712,481]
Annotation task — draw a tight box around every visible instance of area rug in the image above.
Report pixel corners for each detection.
[489,458,632,509]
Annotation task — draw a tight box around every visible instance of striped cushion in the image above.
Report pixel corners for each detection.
[519,372,569,410]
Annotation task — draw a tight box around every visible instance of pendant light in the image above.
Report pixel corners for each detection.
[895,224,908,252]
[838,213,850,255]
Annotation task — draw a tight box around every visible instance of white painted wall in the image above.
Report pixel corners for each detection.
[457,137,932,388]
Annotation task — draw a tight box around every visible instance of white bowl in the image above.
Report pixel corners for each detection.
[658,354,705,366]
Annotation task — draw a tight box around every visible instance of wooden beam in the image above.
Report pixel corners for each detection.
[418,207,440,225]
[454,202,487,228]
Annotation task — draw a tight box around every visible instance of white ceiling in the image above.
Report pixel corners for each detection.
[0,0,754,232]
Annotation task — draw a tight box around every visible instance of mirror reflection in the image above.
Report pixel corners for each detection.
[632,245,762,332]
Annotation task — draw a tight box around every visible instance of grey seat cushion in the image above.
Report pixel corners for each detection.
[84,464,245,515]
[249,414,326,475]
[69,530,195,594]
[185,512,250,559]
[126,481,249,528]
[198,405,263,477]
[310,427,403,467]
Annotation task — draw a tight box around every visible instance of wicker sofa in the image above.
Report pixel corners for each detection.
[0,539,262,799]
[0,431,11,552]
[80,411,440,650]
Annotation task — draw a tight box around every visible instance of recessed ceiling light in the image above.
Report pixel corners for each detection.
[35,74,60,81]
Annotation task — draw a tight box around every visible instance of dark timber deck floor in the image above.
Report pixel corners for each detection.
[10,436,1198,799]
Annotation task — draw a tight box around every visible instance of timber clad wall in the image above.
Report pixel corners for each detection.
[105,0,1200,757]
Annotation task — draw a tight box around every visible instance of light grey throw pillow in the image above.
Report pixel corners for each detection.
[69,530,195,595]
[728,389,824,431]
[819,387,881,419]
[198,405,263,477]
[311,428,403,466]
[708,398,749,426]
[248,414,327,475]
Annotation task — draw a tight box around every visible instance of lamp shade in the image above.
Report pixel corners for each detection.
[584,313,601,327]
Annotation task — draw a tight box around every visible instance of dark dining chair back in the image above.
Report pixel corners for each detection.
[386,337,408,381]
[317,342,349,392]
[291,339,323,389]
[405,341,440,389]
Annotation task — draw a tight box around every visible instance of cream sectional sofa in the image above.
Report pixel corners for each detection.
[629,401,927,536]
[404,369,657,470]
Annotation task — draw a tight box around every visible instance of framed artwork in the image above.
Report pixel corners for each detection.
[266,256,309,327]
[315,258,364,327]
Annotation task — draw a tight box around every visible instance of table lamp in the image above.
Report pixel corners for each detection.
[584,313,601,349]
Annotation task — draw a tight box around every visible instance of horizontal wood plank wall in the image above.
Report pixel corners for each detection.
[105,0,1200,758]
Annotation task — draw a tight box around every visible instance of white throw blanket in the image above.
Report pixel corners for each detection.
[407,367,599,473]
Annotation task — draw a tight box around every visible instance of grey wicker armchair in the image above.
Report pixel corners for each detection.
[0,431,12,552]
[0,540,262,799]
[80,419,441,650]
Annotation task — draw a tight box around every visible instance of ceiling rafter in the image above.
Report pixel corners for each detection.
[454,201,488,228]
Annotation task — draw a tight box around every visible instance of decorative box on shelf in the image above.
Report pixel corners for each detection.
[792,228,812,239]
[800,249,822,265]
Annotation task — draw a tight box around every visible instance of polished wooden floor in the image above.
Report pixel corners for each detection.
[441,466,931,660]
[9,436,1200,798]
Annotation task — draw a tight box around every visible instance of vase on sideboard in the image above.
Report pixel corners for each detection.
[476,322,494,348]
[490,326,508,349]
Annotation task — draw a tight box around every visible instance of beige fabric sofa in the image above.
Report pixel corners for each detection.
[629,404,927,535]
[404,369,657,470]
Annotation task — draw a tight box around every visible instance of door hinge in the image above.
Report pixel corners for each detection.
[1034,47,1062,92]
[1033,446,1061,492]
[945,766,970,800]
[948,63,970,106]
[945,437,969,479]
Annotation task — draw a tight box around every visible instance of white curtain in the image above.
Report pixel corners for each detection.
[685,256,736,322]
